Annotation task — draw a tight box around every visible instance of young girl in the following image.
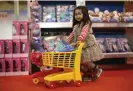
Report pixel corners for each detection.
[66,6,104,81]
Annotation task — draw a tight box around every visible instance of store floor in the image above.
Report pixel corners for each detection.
[0,70,133,91]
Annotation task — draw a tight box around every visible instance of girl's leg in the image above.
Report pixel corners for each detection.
[83,61,102,81]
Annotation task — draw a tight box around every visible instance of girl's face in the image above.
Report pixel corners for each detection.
[75,9,83,22]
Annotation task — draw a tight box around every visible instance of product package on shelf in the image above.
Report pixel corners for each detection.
[116,38,124,52]
[109,11,120,22]
[0,59,5,76]
[13,39,20,58]
[19,21,29,39]
[0,40,4,58]
[57,5,74,22]
[119,38,132,52]
[30,1,42,22]
[20,39,29,57]
[43,6,56,22]
[5,58,13,76]
[96,38,106,53]
[4,40,12,58]
[12,58,21,75]
[69,5,75,22]
[12,21,20,39]
[105,38,119,53]
[20,57,29,75]
[88,8,103,22]
[122,12,133,23]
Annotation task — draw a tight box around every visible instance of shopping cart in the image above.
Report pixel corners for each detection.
[42,41,84,88]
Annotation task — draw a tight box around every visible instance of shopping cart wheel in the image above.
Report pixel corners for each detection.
[48,82,55,88]
[33,78,39,84]
[45,81,55,88]
[75,81,82,87]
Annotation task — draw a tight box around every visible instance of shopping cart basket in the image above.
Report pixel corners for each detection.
[42,41,84,88]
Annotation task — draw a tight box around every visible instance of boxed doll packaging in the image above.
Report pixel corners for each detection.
[56,5,70,22]
[0,59,5,76]
[13,58,21,75]
[119,38,132,52]
[13,39,20,57]
[4,40,12,58]
[43,6,56,22]
[20,57,29,75]
[5,58,13,76]
[0,40,4,58]
[105,38,119,53]
[19,21,29,39]
[20,39,29,57]
[12,21,20,39]
[96,38,106,53]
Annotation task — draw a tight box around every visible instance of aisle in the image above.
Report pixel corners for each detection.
[0,70,133,91]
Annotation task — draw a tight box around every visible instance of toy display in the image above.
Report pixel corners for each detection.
[5,58,13,76]
[12,21,20,39]
[56,5,75,22]
[0,59,5,76]
[13,58,21,75]
[4,40,12,58]
[30,1,42,22]
[0,40,4,58]
[20,57,29,75]
[119,38,132,52]
[88,8,133,23]
[13,39,20,57]
[43,6,56,22]
[96,38,106,53]
[19,21,29,39]
[88,8,103,22]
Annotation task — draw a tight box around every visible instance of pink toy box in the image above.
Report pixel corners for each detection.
[13,58,21,75]
[19,21,29,39]
[12,21,20,39]
[13,39,20,57]
[20,39,29,57]
[4,40,12,58]
[0,59,5,76]
[5,58,13,76]
[0,40,4,58]
[20,57,29,75]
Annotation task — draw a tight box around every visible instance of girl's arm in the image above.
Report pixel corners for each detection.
[44,41,50,52]
[66,32,74,43]
[78,24,90,41]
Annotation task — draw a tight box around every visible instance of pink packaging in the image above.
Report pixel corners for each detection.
[5,58,13,76]
[13,58,21,75]
[0,59,5,76]
[13,39,20,57]
[20,57,29,75]
[4,40,12,58]
[0,40,4,58]
[12,21,20,39]
[20,39,29,57]
[19,21,29,39]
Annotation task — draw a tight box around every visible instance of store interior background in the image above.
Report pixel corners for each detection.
[0,1,133,91]
[0,1,133,73]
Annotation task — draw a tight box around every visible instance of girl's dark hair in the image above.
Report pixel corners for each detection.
[73,6,92,27]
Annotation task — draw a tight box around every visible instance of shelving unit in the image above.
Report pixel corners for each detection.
[30,0,133,71]
[38,22,133,28]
